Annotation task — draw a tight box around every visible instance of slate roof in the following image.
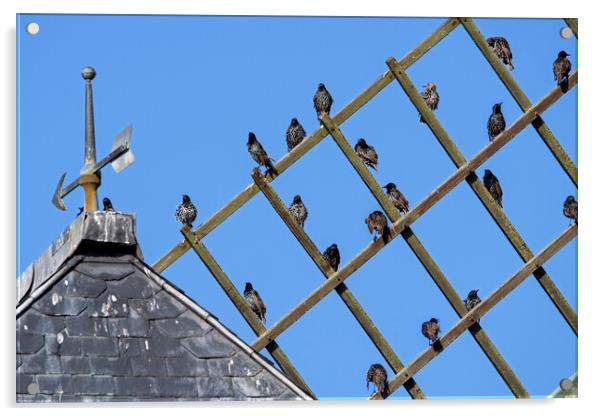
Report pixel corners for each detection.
[16,211,312,402]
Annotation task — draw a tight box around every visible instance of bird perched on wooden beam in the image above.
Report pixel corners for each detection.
[464,289,482,312]
[247,132,277,176]
[487,103,506,142]
[102,197,115,212]
[419,82,439,123]
[553,50,572,92]
[421,317,440,345]
[244,282,266,323]
[322,243,340,272]
[285,117,306,152]
[563,195,578,224]
[365,210,390,243]
[289,195,308,229]
[383,182,409,214]
[175,194,197,227]
[355,138,378,170]
[313,83,333,123]
[487,37,514,70]
[366,364,389,399]
[483,169,503,208]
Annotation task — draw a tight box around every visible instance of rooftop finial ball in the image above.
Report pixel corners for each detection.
[81,67,96,80]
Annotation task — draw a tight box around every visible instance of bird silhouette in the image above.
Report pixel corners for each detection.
[244,282,266,323]
[102,197,115,212]
[175,194,197,227]
[487,37,514,70]
[383,182,409,214]
[286,117,307,152]
[313,83,333,124]
[366,363,389,399]
[487,103,506,141]
[365,210,390,243]
[247,132,277,176]
[289,195,308,229]
[419,82,439,123]
[563,195,578,224]
[553,51,572,92]
[483,169,503,208]
[322,243,340,272]
[421,317,440,345]
[355,138,379,170]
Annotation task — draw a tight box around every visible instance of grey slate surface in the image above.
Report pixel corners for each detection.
[16,212,311,402]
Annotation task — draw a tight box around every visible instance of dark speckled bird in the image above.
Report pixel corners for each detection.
[247,132,277,176]
[322,243,340,272]
[483,169,503,208]
[175,194,197,227]
[286,118,306,152]
[103,197,115,212]
[289,195,308,229]
[563,195,578,224]
[464,289,482,312]
[419,82,439,123]
[365,210,390,243]
[553,51,572,91]
[244,282,266,323]
[421,317,440,345]
[313,83,333,123]
[355,138,378,170]
[383,182,409,214]
[487,37,514,70]
[487,103,506,142]
[366,364,389,398]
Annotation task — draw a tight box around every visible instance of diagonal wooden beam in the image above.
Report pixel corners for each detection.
[460,18,577,186]
[250,80,570,352]
[387,59,578,335]
[380,224,577,398]
[151,18,461,274]
[563,18,578,39]
[180,226,316,399]
[250,169,426,399]
[321,114,529,398]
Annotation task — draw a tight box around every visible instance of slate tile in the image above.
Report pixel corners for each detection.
[32,292,87,316]
[16,333,44,354]
[130,356,166,376]
[71,375,115,395]
[207,353,262,377]
[37,374,73,395]
[114,377,157,397]
[153,310,212,338]
[232,372,286,398]
[81,337,118,356]
[17,311,66,334]
[75,262,135,281]
[61,356,91,375]
[107,317,148,337]
[19,350,61,374]
[65,316,110,336]
[58,271,107,298]
[45,332,82,356]
[16,373,35,394]
[165,354,208,377]
[90,357,132,376]
[181,330,237,359]
[129,291,185,319]
[155,377,198,397]
[85,291,129,318]
[106,271,157,298]
[196,376,234,398]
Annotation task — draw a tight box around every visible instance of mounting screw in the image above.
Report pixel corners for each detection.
[81,66,96,81]
[559,377,573,391]
[560,27,573,39]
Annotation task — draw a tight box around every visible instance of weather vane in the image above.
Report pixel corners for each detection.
[51,67,135,212]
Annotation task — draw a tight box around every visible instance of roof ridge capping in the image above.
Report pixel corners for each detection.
[17,211,140,305]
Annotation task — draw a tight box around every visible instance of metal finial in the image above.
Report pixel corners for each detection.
[81,66,96,81]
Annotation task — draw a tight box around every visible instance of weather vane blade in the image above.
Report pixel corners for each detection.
[50,67,135,212]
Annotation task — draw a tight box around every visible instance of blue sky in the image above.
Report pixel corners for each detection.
[16,14,577,399]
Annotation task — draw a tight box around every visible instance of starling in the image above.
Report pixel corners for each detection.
[487,102,506,141]
[247,132,277,176]
[289,195,308,229]
[553,51,572,92]
[244,282,266,323]
[322,243,340,272]
[77,207,84,216]
[313,83,333,123]
[354,138,378,170]
[486,37,514,70]
[102,197,115,212]
[419,82,439,123]
[285,117,306,152]
[421,317,440,345]
[366,364,389,398]
[365,210,390,243]
[563,195,578,224]
[483,169,503,208]
[464,289,482,312]
[383,182,409,214]
[175,194,197,227]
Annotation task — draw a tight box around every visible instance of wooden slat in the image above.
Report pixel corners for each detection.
[381,225,577,398]
[387,59,578,335]
[151,18,461,273]
[250,169,426,399]
[180,226,316,399]
[564,18,578,38]
[322,114,528,398]
[460,17,577,186]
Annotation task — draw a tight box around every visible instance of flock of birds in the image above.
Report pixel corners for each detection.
[95,36,577,400]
